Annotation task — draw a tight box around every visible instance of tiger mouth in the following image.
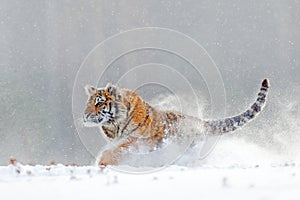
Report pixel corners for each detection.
[83,114,104,127]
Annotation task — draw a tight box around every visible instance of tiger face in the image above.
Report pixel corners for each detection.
[83,83,123,127]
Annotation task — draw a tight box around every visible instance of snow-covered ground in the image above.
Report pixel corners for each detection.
[1,136,300,200]
[1,162,299,200]
[1,129,300,200]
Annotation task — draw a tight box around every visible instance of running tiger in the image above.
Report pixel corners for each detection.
[83,78,269,166]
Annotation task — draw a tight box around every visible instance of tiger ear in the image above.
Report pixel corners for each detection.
[105,83,118,97]
[84,85,97,96]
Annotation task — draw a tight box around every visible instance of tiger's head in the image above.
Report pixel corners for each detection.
[83,83,126,127]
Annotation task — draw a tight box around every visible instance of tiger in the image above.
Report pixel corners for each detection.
[83,78,269,166]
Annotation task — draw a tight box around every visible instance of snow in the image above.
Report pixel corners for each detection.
[1,163,299,200]
[1,127,300,200]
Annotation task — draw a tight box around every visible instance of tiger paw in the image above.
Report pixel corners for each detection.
[98,149,119,166]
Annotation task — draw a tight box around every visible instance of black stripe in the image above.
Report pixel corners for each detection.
[222,126,227,132]
[120,103,135,134]
[108,102,112,113]
[128,102,131,112]
[102,127,114,139]
[262,79,269,88]
[257,97,265,103]
[120,115,134,134]
[237,118,246,126]
[260,87,268,92]
[130,113,149,134]
[243,110,254,119]
[116,125,120,137]
[251,103,261,112]
[114,103,119,114]
[233,116,241,122]
[99,111,105,117]
[225,118,234,127]
[258,92,266,98]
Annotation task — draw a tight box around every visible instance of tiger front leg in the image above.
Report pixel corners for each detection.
[98,137,137,166]
[98,148,121,166]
